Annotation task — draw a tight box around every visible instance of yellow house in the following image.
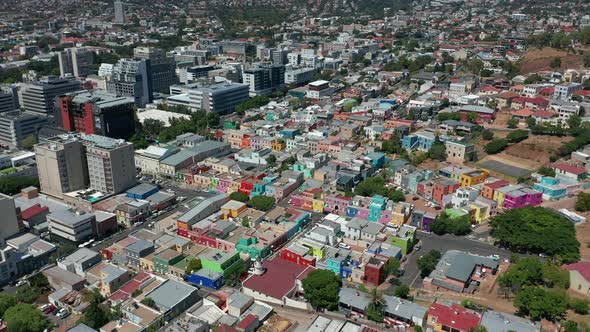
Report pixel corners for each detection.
[493,184,518,208]
[460,170,489,187]
[271,139,286,152]
[140,254,155,272]
[469,202,489,223]
[299,239,325,258]
[221,200,247,219]
[312,199,324,213]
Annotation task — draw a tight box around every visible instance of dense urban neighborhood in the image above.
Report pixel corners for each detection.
[1,0,590,331]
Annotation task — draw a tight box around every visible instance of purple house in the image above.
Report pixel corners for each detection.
[503,187,542,209]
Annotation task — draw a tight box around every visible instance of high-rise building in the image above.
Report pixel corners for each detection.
[114,1,125,24]
[82,134,136,195]
[57,48,93,78]
[242,64,285,96]
[133,47,178,93]
[57,90,135,139]
[19,76,82,115]
[0,194,20,247]
[0,110,48,148]
[107,59,153,107]
[271,49,289,65]
[34,136,89,199]
[0,86,19,113]
[188,82,249,114]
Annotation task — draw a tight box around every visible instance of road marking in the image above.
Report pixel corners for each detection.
[409,271,420,288]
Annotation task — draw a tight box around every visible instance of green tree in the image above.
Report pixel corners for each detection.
[229,191,250,203]
[0,294,17,316]
[469,327,488,332]
[383,258,400,277]
[466,112,478,124]
[28,273,49,290]
[484,139,508,154]
[568,115,582,130]
[490,207,580,263]
[20,135,37,150]
[428,139,447,161]
[575,192,590,212]
[394,285,410,299]
[569,298,589,314]
[526,117,536,128]
[185,258,202,275]
[417,250,442,278]
[550,57,562,70]
[506,129,529,143]
[354,177,405,202]
[142,119,165,138]
[542,264,570,289]
[141,297,157,309]
[499,258,544,293]
[0,176,40,195]
[4,304,50,332]
[481,129,494,140]
[430,212,472,236]
[365,287,384,322]
[80,300,111,329]
[467,58,484,74]
[537,166,555,177]
[15,286,40,304]
[507,118,519,128]
[380,135,402,154]
[248,195,276,211]
[266,154,277,166]
[302,270,342,311]
[235,96,270,115]
[514,286,568,321]
[563,320,582,332]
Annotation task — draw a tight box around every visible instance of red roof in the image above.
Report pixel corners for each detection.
[563,262,590,281]
[215,324,239,332]
[512,108,534,117]
[574,90,590,96]
[552,163,587,175]
[242,257,314,300]
[236,314,258,329]
[427,303,481,332]
[532,110,555,119]
[20,203,48,220]
[485,180,510,190]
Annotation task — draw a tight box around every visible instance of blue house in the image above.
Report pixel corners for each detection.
[279,129,301,139]
[186,269,224,289]
[533,176,582,201]
[401,131,447,151]
[365,152,386,169]
[126,183,159,200]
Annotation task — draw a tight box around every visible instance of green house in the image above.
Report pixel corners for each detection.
[236,237,271,259]
[390,225,417,255]
[200,250,243,279]
[153,249,184,274]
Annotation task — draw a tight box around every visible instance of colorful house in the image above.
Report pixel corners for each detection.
[427,303,481,332]
[280,243,316,267]
[364,255,388,286]
[533,176,583,200]
[200,249,244,280]
[480,179,509,200]
[502,187,542,209]
[459,170,489,187]
[433,179,461,204]
[390,225,417,255]
[235,236,271,259]
[153,249,184,275]
[220,200,247,219]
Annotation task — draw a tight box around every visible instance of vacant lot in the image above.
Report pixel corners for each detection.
[520,48,585,74]
[478,134,572,171]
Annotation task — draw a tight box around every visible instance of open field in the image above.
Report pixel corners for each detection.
[520,48,586,74]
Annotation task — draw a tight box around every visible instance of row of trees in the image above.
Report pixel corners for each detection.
[0,274,52,332]
[430,212,472,236]
[0,176,40,195]
[229,192,277,212]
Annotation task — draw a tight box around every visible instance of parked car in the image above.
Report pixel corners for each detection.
[43,305,56,315]
[338,242,351,250]
[56,308,69,319]
[15,280,28,287]
[415,245,422,251]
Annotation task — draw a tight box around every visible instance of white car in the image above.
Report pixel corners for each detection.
[338,242,351,250]
[15,280,28,287]
[56,308,69,319]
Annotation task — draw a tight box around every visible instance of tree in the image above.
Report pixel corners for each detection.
[506,129,529,143]
[354,177,405,202]
[235,96,270,115]
[507,118,519,128]
[380,135,402,154]
[266,154,277,166]
[142,119,165,138]
[466,112,478,124]
[542,264,570,289]
[526,117,536,128]
[302,270,341,311]
[0,176,40,195]
[490,207,580,263]
[365,287,384,322]
[383,258,400,277]
[499,258,544,293]
[185,258,202,275]
[28,273,49,290]
[428,139,447,161]
[467,58,484,74]
[481,129,494,140]
[417,250,442,278]
[248,195,276,211]
[514,286,568,321]
[0,294,16,316]
[430,212,472,236]
[141,297,158,309]
[568,115,582,130]
[537,166,555,177]
[575,192,590,212]
[469,327,488,332]
[15,286,40,303]
[394,285,410,299]
[563,320,583,332]
[229,191,250,203]
[569,297,590,314]
[550,57,562,70]
[4,304,50,332]
[484,139,508,154]
[21,135,37,150]
[80,300,111,329]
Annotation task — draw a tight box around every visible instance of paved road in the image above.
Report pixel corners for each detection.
[399,232,514,288]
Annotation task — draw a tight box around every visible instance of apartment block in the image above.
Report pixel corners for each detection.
[20,76,81,115]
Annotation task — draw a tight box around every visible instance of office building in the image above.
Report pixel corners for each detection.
[242,64,285,96]
[219,41,248,56]
[35,136,89,199]
[188,82,249,114]
[133,47,178,93]
[107,58,152,107]
[57,48,93,78]
[114,1,125,23]
[0,86,19,113]
[57,90,135,139]
[0,110,48,148]
[19,76,82,115]
[0,194,20,247]
[82,134,136,195]
[47,209,96,243]
[271,49,289,65]
[98,63,114,77]
[285,67,316,85]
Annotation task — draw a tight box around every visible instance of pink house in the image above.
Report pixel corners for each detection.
[323,194,352,215]
[503,187,543,209]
